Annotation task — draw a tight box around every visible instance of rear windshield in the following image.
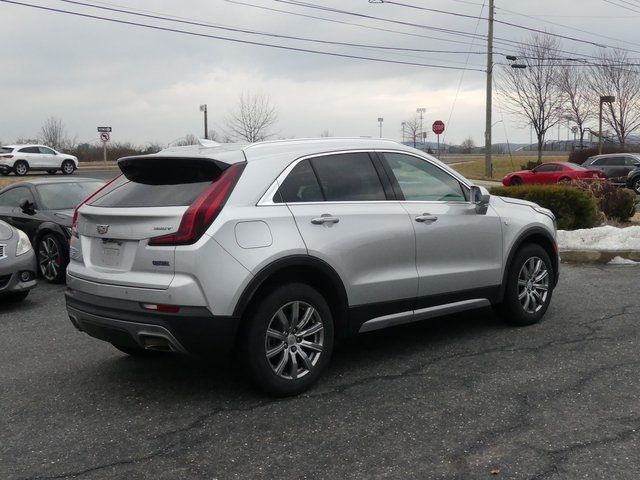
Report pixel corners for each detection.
[36,182,105,210]
[90,157,229,208]
[0,147,14,153]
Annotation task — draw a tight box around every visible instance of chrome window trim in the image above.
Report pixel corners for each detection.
[256,148,472,206]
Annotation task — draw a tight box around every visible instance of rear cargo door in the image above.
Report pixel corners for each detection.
[73,157,229,289]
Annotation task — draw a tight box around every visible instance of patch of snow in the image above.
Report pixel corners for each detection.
[557,225,640,251]
[608,256,640,265]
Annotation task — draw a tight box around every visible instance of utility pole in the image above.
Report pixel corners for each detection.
[484,0,494,177]
[378,117,384,138]
[401,121,406,144]
[416,107,426,148]
[200,104,208,139]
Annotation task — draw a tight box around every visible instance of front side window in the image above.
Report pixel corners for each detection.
[310,153,386,202]
[0,187,35,207]
[38,147,55,155]
[383,153,466,202]
[533,164,561,172]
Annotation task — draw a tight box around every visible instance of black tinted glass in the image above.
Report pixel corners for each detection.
[36,182,104,210]
[0,147,13,154]
[19,147,40,154]
[276,160,324,203]
[311,153,386,201]
[91,179,212,207]
[0,187,34,207]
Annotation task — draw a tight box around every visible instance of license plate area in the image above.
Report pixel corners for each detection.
[100,238,123,267]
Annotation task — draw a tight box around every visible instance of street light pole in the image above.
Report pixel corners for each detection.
[199,104,208,139]
[416,107,426,147]
[484,0,495,177]
[378,117,384,138]
[598,95,615,154]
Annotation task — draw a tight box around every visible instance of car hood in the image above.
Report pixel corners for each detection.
[0,221,13,241]
[504,169,530,178]
[496,196,539,209]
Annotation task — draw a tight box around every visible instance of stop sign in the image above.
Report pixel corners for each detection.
[432,120,445,135]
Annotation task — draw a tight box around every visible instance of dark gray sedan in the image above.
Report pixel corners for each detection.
[0,220,36,302]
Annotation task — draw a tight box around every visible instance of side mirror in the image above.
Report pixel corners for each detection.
[19,198,35,215]
[470,185,490,213]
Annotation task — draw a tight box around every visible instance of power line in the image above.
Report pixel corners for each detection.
[602,0,640,13]
[0,0,487,72]
[56,0,488,56]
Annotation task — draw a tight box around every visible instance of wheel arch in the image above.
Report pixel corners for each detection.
[233,255,350,339]
[499,227,559,302]
[34,223,70,250]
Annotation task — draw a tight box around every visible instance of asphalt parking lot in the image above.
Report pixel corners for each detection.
[2,264,640,479]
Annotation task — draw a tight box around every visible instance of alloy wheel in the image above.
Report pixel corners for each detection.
[517,256,549,314]
[38,237,61,282]
[265,301,324,380]
[15,163,27,175]
[62,161,75,174]
[634,178,640,194]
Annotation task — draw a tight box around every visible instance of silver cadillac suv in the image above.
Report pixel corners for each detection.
[65,138,559,395]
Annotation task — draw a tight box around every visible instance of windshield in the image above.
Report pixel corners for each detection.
[36,181,105,210]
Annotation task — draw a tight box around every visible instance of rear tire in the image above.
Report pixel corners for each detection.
[510,177,522,186]
[37,233,67,283]
[2,291,29,303]
[496,244,554,326]
[61,160,75,175]
[13,160,28,176]
[633,177,640,195]
[558,177,571,184]
[242,283,334,396]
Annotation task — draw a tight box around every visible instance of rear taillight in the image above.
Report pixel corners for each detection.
[0,154,13,159]
[71,175,123,238]
[148,163,245,246]
[140,303,180,313]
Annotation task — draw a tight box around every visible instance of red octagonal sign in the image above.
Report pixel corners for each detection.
[432,120,445,135]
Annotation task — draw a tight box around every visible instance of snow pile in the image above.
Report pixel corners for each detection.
[557,225,640,251]
[608,256,640,265]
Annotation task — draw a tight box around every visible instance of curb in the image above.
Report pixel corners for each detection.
[560,249,640,264]
[78,164,118,170]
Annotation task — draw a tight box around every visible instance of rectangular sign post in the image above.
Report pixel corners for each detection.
[98,127,111,166]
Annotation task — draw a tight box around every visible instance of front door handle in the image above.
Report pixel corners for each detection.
[415,214,438,223]
[311,214,340,225]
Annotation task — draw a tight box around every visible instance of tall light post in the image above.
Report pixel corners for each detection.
[378,117,384,138]
[199,104,208,139]
[484,0,495,177]
[416,107,426,147]
[401,121,406,144]
[598,95,615,154]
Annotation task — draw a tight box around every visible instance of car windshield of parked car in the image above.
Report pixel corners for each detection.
[36,182,104,210]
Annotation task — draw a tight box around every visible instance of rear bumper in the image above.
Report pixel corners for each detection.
[65,289,240,356]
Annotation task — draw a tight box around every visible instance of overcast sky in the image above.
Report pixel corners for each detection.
[1,0,638,148]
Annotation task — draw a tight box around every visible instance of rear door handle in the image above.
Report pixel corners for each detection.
[311,214,340,225]
[415,214,438,223]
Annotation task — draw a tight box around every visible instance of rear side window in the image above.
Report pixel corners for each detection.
[0,147,13,154]
[18,147,40,154]
[310,153,386,202]
[276,160,323,203]
[91,157,233,208]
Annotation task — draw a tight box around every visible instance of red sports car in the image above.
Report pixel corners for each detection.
[502,162,605,186]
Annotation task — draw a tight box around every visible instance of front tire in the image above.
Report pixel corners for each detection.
[61,160,75,175]
[496,244,553,326]
[37,233,67,283]
[13,160,28,176]
[242,283,334,396]
[633,177,640,195]
[510,176,522,186]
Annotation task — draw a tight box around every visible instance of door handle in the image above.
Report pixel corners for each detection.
[415,214,438,223]
[311,215,340,225]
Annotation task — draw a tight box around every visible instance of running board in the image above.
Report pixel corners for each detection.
[358,298,491,333]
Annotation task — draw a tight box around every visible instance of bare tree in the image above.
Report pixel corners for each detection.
[319,130,332,137]
[172,134,200,146]
[225,91,278,143]
[557,65,595,149]
[588,49,640,148]
[460,137,475,153]
[498,34,564,161]
[402,116,421,147]
[40,116,68,149]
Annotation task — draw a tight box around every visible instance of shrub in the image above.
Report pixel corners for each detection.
[490,185,598,230]
[572,180,637,222]
[519,160,542,170]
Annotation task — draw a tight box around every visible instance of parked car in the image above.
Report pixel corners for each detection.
[582,153,640,185]
[0,220,36,302]
[502,162,604,186]
[0,144,79,176]
[0,178,105,283]
[626,167,640,194]
[65,138,559,396]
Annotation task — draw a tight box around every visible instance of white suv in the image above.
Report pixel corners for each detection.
[65,138,559,395]
[0,144,78,176]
